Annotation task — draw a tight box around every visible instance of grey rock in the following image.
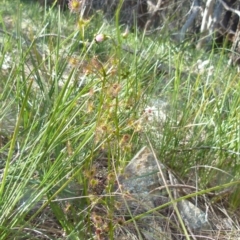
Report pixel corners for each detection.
[113,146,212,239]
[178,200,212,231]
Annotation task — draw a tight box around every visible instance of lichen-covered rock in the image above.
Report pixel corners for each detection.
[178,200,212,231]
[113,146,212,239]
[114,147,169,214]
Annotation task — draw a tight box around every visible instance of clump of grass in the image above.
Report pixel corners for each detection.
[0,0,240,239]
[0,0,143,238]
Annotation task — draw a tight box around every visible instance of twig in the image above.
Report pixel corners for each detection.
[197,0,215,49]
[173,146,240,156]
[150,184,197,193]
[151,182,233,198]
[179,0,202,41]
[219,0,240,18]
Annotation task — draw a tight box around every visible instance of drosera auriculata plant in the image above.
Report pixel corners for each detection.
[0,0,239,239]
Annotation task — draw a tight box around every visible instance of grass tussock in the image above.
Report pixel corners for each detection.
[0,0,240,239]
